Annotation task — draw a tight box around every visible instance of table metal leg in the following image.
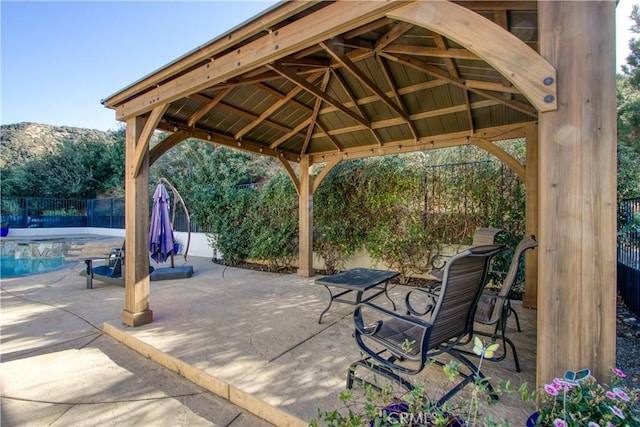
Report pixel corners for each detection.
[384,281,396,310]
[84,259,93,289]
[318,285,334,324]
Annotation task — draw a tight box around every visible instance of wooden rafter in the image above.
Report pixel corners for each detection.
[374,21,413,51]
[328,68,384,146]
[270,117,312,150]
[188,87,233,127]
[379,52,538,118]
[318,79,450,115]
[267,62,370,127]
[254,83,313,114]
[301,70,331,155]
[235,72,324,141]
[375,54,418,141]
[190,93,305,138]
[432,33,474,133]
[314,120,344,152]
[321,41,410,124]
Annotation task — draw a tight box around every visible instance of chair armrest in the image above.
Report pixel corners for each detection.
[354,301,431,331]
[405,286,440,316]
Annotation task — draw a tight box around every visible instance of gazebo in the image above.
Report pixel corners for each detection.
[102,0,616,387]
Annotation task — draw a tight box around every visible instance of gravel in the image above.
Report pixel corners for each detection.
[616,297,640,390]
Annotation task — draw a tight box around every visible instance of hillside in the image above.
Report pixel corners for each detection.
[0,122,118,169]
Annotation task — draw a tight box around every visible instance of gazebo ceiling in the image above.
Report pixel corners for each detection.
[103,1,546,164]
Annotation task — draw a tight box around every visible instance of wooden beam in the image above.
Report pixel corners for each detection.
[122,116,152,327]
[313,99,505,139]
[111,1,407,120]
[307,122,531,163]
[132,104,168,178]
[523,123,538,309]
[297,156,314,277]
[155,122,299,162]
[537,1,616,385]
[312,158,341,194]
[382,45,480,60]
[268,62,370,127]
[278,156,300,196]
[387,1,557,113]
[471,138,525,180]
[103,1,321,107]
[149,131,190,166]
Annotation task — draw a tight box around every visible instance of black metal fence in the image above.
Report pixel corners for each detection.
[618,197,640,317]
[0,196,200,232]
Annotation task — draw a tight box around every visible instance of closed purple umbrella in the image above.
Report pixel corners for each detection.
[149,183,176,263]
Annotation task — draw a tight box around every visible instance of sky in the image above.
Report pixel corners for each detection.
[1,1,637,132]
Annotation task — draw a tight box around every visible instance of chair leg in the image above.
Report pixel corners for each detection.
[502,335,521,372]
[347,358,414,393]
[437,350,498,406]
[509,306,522,332]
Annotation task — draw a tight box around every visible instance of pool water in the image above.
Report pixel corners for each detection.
[1,256,65,277]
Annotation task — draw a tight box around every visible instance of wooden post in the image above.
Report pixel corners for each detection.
[523,123,539,309]
[122,116,153,327]
[297,156,314,277]
[538,1,616,384]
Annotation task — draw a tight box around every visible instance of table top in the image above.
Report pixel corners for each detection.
[315,268,399,291]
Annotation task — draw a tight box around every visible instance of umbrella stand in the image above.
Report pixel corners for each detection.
[159,177,191,267]
[150,178,191,268]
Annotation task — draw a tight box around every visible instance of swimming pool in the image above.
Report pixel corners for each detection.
[1,256,66,277]
[0,235,117,278]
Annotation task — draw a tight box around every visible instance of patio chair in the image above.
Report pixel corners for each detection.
[406,235,537,372]
[84,243,125,289]
[467,235,537,371]
[429,227,503,280]
[347,244,505,406]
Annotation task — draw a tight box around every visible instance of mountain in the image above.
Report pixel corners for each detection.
[0,122,118,169]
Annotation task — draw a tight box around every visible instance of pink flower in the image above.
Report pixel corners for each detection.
[544,383,559,396]
[588,423,599,427]
[552,378,573,391]
[553,419,568,427]
[606,422,615,427]
[613,388,631,402]
[609,405,626,419]
[606,391,617,399]
[611,368,626,378]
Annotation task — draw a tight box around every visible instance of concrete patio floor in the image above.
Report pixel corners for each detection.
[1,254,537,426]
